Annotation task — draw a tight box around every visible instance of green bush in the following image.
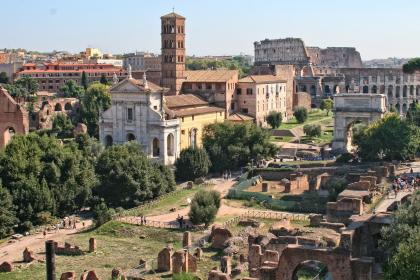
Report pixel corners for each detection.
[322,178,348,201]
[93,202,115,227]
[293,107,308,123]
[335,153,353,163]
[173,272,200,280]
[266,111,283,129]
[189,190,221,226]
[175,147,210,181]
[303,124,321,138]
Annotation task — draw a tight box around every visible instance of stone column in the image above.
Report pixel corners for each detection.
[46,240,56,280]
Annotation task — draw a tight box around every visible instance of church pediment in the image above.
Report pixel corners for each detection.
[110,79,142,93]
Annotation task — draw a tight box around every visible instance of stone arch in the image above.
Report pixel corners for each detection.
[324,85,331,95]
[104,135,113,147]
[379,85,385,94]
[333,85,340,94]
[345,85,350,93]
[402,103,408,114]
[332,94,386,152]
[395,86,400,98]
[153,137,160,157]
[300,85,307,92]
[54,103,62,111]
[362,85,369,93]
[3,126,15,146]
[416,85,420,96]
[64,102,72,110]
[403,85,407,98]
[396,103,401,113]
[276,246,353,280]
[167,133,174,156]
[126,133,135,141]
[387,85,393,98]
[189,128,198,148]
[292,260,330,280]
[410,85,414,96]
[371,85,377,94]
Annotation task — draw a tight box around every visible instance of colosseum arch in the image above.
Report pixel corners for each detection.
[395,86,400,98]
[417,85,420,97]
[54,103,62,112]
[387,85,394,98]
[410,85,415,96]
[403,85,408,98]
[332,94,387,152]
[379,85,385,94]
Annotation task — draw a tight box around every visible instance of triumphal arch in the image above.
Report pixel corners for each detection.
[332,93,387,152]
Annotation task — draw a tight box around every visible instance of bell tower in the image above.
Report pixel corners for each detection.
[161,12,186,95]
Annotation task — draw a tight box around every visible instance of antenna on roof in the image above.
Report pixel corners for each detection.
[172,6,175,13]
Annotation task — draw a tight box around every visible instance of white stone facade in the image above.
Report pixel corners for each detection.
[99,78,180,165]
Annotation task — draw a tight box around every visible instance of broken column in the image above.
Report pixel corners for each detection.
[89,237,97,253]
[182,231,192,248]
[220,256,231,275]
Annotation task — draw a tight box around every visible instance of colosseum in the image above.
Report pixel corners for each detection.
[253,38,420,114]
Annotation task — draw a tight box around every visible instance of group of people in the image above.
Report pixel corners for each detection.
[138,215,147,225]
[389,171,419,198]
[176,214,185,228]
[222,170,232,181]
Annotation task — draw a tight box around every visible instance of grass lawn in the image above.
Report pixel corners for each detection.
[121,184,208,217]
[278,110,332,130]
[270,135,295,143]
[300,128,334,145]
[1,221,218,280]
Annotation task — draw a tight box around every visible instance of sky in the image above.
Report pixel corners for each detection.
[2,0,420,60]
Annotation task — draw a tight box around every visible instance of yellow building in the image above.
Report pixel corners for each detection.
[165,94,225,150]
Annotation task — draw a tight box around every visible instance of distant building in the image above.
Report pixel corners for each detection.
[83,48,103,58]
[17,62,127,92]
[236,75,287,126]
[123,52,161,71]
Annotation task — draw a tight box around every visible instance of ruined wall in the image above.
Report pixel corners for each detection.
[254,38,310,66]
[0,86,29,148]
[293,92,312,110]
[307,47,362,68]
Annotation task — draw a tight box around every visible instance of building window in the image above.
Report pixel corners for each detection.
[236,88,242,95]
[189,128,198,148]
[246,88,253,95]
[127,108,133,121]
[152,138,160,157]
[192,115,195,121]
[241,108,248,114]
[181,129,185,135]
[181,117,184,122]
[206,84,212,90]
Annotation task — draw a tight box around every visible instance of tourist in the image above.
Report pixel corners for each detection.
[43,230,47,239]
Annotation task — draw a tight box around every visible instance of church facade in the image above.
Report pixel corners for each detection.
[99,73,180,165]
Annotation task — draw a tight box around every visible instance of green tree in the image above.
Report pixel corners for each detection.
[293,107,308,123]
[189,190,221,226]
[99,74,108,85]
[0,72,9,84]
[303,124,321,138]
[402,58,420,74]
[354,113,420,161]
[0,185,17,238]
[95,142,175,208]
[81,71,88,90]
[175,147,210,181]
[3,83,29,102]
[52,114,74,138]
[93,201,115,227]
[0,133,97,227]
[14,76,38,95]
[381,191,420,280]
[203,122,278,173]
[406,102,420,127]
[79,82,111,137]
[320,99,333,116]
[59,80,85,98]
[266,111,283,129]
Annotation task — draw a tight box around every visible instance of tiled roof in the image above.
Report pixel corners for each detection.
[161,12,185,19]
[227,112,254,122]
[238,75,287,84]
[165,94,208,109]
[172,106,224,117]
[184,70,238,83]
[128,78,163,92]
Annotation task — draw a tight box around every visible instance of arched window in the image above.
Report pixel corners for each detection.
[54,103,62,111]
[104,135,113,147]
[153,138,160,157]
[371,85,377,94]
[403,85,407,98]
[362,86,369,93]
[396,86,400,98]
[127,133,135,141]
[167,133,174,156]
[189,128,198,148]
[3,127,15,146]
[64,103,72,110]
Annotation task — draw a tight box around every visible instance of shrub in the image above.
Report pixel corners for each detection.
[322,178,348,201]
[266,111,283,129]
[173,273,200,280]
[320,99,333,116]
[293,107,308,123]
[175,147,210,181]
[189,190,221,226]
[93,202,115,227]
[303,124,321,138]
[335,152,353,163]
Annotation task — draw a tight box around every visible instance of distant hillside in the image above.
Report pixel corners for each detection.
[363,57,411,68]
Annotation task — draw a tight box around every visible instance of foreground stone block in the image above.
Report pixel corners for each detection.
[60,271,76,280]
[23,247,36,262]
[0,261,13,272]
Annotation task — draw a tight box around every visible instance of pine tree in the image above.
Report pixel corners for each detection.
[81,71,88,90]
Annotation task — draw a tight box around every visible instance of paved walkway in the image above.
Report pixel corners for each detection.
[0,219,92,264]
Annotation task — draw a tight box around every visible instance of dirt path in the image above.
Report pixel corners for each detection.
[0,219,93,264]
